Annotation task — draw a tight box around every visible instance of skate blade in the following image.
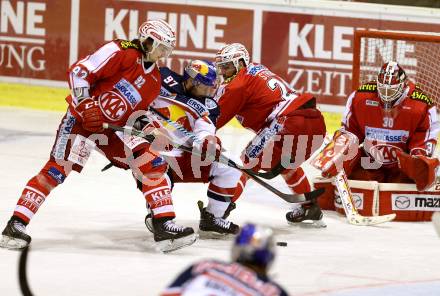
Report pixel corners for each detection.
[198,230,235,240]
[155,233,198,253]
[0,235,29,250]
[287,219,327,228]
[144,216,154,234]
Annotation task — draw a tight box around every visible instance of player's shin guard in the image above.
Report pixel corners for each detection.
[231,174,248,203]
[142,174,175,219]
[13,162,67,224]
[282,167,311,194]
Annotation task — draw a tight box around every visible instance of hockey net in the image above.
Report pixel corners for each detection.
[352,30,440,110]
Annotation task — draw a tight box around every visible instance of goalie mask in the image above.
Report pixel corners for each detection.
[138,19,176,60]
[231,223,275,271]
[376,61,408,106]
[215,43,250,78]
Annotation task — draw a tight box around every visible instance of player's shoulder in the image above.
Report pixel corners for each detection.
[407,82,434,106]
[245,63,268,76]
[175,94,211,117]
[160,66,184,94]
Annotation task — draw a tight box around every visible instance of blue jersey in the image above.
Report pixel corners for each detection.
[159,67,220,126]
[161,259,289,296]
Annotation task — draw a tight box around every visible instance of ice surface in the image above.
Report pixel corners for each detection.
[0,108,439,296]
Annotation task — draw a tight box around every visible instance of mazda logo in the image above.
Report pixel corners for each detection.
[395,196,410,209]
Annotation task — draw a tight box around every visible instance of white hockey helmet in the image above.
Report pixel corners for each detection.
[138,19,176,58]
[376,61,408,105]
[215,43,250,72]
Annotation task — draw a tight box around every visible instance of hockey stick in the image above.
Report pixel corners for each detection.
[103,122,307,203]
[334,169,396,226]
[148,106,283,180]
[309,134,396,226]
[18,246,34,296]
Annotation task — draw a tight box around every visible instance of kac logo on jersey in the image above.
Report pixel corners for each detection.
[98,91,128,121]
[114,78,142,108]
[365,127,409,143]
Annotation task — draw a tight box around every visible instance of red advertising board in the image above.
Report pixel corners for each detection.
[0,0,70,81]
[261,12,440,105]
[77,0,253,75]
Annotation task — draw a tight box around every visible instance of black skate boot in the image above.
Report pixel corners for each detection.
[198,201,239,238]
[286,189,326,228]
[152,217,198,253]
[0,217,32,249]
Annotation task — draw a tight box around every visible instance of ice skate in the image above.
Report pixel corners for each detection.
[286,202,327,228]
[0,217,32,249]
[153,217,198,253]
[198,201,239,239]
[144,203,154,234]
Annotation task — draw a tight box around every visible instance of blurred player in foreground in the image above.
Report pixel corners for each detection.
[161,222,289,296]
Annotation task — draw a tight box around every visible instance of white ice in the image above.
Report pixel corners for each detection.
[0,107,439,296]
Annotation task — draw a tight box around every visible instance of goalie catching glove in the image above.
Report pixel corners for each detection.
[396,150,439,191]
[74,97,105,133]
[311,129,360,178]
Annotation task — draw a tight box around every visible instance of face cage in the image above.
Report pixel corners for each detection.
[377,82,404,104]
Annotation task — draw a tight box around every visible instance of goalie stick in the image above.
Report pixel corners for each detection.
[103,122,310,204]
[334,169,396,226]
[310,134,396,226]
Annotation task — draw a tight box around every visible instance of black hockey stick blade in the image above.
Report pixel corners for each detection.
[19,246,34,296]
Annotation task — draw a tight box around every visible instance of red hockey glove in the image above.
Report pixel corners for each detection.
[396,150,439,191]
[199,135,222,161]
[75,98,104,133]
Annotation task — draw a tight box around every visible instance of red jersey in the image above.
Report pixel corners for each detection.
[342,81,440,167]
[66,39,161,126]
[214,63,313,132]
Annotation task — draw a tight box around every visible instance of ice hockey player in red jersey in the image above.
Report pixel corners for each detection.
[317,61,440,192]
[214,43,327,227]
[143,60,241,237]
[0,20,198,252]
[161,223,289,296]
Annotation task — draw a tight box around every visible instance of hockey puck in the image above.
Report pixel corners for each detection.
[276,241,288,247]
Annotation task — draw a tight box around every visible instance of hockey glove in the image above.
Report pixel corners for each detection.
[396,150,439,191]
[75,98,104,133]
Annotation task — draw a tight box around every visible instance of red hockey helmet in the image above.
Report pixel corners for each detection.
[376,61,408,105]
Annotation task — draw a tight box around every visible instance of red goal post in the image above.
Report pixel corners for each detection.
[352,30,440,109]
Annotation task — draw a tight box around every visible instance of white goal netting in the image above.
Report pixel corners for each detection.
[353,30,440,110]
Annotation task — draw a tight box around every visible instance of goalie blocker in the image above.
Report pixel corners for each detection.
[315,179,440,222]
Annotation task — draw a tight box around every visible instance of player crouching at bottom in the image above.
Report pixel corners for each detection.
[161,223,289,296]
[144,59,240,238]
